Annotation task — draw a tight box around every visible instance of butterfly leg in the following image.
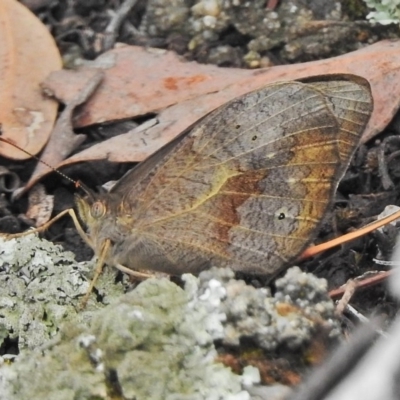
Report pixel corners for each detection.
[80,255,162,309]
[80,239,111,309]
[115,263,155,279]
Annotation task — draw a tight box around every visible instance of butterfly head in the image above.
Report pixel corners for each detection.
[76,193,104,223]
[74,187,130,250]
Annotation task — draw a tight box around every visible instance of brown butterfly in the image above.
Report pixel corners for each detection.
[69,74,372,279]
[0,74,373,286]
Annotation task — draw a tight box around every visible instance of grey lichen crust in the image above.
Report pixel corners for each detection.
[0,235,340,400]
[0,234,124,352]
[190,266,340,351]
[0,269,257,399]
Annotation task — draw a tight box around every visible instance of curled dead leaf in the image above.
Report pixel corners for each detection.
[0,166,20,193]
[21,69,104,193]
[25,184,54,227]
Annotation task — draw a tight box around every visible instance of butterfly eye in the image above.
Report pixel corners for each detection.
[90,201,106,219]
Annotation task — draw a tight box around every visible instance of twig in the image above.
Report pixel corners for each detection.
[103,0,138,51]
[378,135,400,190]
[343,304,387,337]
[329,270,393,299]
[335,280,357,316]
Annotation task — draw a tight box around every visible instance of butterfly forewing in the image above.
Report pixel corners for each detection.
[109,75,372,276]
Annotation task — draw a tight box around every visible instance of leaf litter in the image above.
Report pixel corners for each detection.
[1,2,400,398]
[37,40,400,178]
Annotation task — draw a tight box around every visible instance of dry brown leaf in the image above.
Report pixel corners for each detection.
[50,40,400,168]
[25,184,54,227]
[0,0,62,160]
[18,69,104,194]
[44,45,252,127]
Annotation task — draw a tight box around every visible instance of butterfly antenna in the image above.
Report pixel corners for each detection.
[75,180,96,199]
[0,133,94,198]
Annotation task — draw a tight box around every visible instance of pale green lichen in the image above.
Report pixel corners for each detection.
[0,278,256,400]
[0,234,124,351]
[0,234,340,399]
[364,0,400,24]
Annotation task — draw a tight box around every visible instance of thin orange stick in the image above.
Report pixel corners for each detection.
[301,209,400,259]
[329,270,393,299]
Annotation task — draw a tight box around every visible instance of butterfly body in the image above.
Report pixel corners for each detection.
[76,75,373,278]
